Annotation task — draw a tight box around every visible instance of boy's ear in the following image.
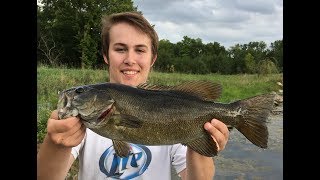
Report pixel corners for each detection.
[151,54,157,67]
[103,54,109,64]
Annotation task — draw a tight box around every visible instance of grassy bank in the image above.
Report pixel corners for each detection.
[37,66,283,143]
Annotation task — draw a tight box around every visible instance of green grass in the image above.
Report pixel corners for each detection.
[37,66,283,143]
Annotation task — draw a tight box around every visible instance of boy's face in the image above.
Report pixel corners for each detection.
[104,22,156,87]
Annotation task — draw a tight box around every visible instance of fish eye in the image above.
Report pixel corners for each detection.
[75,87,84,94]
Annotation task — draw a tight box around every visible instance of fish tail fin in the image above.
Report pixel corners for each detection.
[234,93,275,148]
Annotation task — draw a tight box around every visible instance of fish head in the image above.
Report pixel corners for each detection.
[57,85,115,127]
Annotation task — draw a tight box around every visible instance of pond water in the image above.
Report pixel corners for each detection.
[172,104,283,180]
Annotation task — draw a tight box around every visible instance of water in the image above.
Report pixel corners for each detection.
[171,104,283,180]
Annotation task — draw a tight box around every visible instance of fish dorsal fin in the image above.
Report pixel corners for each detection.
[137,83,170,90]
[137,81,222,101]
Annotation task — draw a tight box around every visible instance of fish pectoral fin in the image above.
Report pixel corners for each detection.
[184,133,218,157]
[113,114,143,128]
[112,140,131,157]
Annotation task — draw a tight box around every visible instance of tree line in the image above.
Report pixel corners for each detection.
[37,0,282,74]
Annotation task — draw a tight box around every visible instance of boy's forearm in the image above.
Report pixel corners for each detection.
[184,148,214,180]
[37,134,74,180]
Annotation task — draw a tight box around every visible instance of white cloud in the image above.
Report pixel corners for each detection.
[133,0,283,48]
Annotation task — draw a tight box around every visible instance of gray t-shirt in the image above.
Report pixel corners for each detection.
[72,129,187,180]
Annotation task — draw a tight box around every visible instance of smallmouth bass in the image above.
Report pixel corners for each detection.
[57,81,275,157]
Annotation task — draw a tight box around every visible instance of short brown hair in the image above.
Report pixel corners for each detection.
[101,12,159,60]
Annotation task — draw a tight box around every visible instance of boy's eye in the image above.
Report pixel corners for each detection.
[115,47,126,52]
[136,49,145,53]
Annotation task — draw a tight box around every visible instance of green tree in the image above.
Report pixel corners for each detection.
[257,59,279,75]
[246,41,268,66]
[228,44,246,73]
[202,42,228,73]
[156,39,175,72]
[80,24,97,68]
[244,53,256,73]
[269,40,283,72]
[176,36,204,58]
[37,0,137,68]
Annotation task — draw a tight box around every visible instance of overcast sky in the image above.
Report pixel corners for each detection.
[133,0,283,49]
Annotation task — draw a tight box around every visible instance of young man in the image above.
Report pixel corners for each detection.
[37,12,229,180]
